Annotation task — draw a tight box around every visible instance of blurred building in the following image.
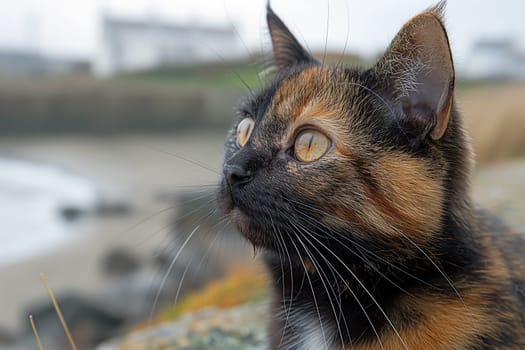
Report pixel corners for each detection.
[0,50,91,77]
[95,16,243,76]
[461,39,525,80]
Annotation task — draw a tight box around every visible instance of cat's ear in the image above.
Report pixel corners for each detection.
[374,2,454,140]
[266,4,316,70]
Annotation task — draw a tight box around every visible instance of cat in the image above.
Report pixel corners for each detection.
[218,2,525,349]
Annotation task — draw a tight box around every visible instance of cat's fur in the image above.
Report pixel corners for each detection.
[218,2,525,349]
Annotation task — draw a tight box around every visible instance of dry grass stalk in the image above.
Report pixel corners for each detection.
[29,315,44,350]
[39,273,78,350]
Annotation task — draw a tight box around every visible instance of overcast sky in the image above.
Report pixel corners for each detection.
[0,0,523,66]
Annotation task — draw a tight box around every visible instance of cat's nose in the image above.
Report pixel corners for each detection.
[223,164,253,187]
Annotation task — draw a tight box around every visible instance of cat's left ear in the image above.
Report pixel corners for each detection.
[267,4,316,70]
[374,2,454,140]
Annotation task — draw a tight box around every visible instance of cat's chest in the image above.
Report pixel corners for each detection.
[285,309,336,350]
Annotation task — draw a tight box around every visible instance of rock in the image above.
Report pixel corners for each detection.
[60,192,130,221]
[25,295,124,350]
[101,248,141,278]
[102,262,221,324]
[103,267,175,323]
[95,198,132,216]
[473,162,525,231]
[60,205,87,221]
[0,327,14,345]
[97,301,269,350]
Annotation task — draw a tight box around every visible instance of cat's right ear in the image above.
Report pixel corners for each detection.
[267,4,315,70]
[374,2,455,141]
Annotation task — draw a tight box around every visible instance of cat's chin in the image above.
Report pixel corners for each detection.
[230,207,271,248]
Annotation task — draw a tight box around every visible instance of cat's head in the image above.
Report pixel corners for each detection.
[219,2,472,258]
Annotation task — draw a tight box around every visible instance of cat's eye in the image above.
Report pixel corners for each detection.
[236,117,255,147]
[294,129,331,163]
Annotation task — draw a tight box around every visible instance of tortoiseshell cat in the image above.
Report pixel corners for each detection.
[218,2,525,349]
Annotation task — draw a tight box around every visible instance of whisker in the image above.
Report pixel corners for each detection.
[172,225,222,308]
[286,197,438,290]
[322,0,331,66]
[283,203,395,348]
[143,204,221,310]
[139,143,221,175]
[145,204,219,307]
[104,205,177,246]
[397,231,465,305]
[336,232,437,289]
[289,181,444,318]
[293,222,408,349]
[132,222,175,250]
[172,252,195,307]
[291,222,348,350]
[336,0,351,67]
[294,211,413,297]
[198,40,258,97]
[221,0,264,90]
[173,217,231,306]
[150,225,200,320]
[131,194,216,248]
[266,212,292,349]
[291,220,385,349]
[288,233,329,349]
[291,220,377,350]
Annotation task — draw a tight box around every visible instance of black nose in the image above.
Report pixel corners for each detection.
[223,164,253,187]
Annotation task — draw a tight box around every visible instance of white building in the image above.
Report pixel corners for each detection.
[95,16,243,76]
[461,39,525,80]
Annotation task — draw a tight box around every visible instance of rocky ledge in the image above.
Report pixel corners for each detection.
[97,301,268,350]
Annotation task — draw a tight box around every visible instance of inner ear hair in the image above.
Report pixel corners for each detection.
[374,1,454,141]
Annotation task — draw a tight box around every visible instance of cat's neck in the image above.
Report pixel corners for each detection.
[263,205,482,347]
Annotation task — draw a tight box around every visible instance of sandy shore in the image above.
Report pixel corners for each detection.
[0,133,524,335]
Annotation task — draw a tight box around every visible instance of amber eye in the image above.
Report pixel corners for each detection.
[294,129,331,162]
[236,117,255,147]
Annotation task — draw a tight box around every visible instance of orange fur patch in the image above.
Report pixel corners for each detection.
[348,293,494,350]
[326,152,443,240]
[371,153,443,238]
[274,66,338,121]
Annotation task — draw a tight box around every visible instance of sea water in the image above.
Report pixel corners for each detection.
[0,157,98,265]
